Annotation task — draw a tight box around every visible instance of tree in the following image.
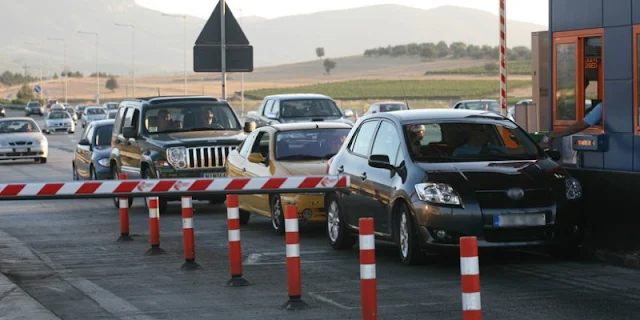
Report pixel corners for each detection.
[484,62,499,73]
[106,77,119,92]
[436,41,449,58]
[16,84,35,101]
[53,73,59,80]
[316,47,325,59]
[323,59,337,75]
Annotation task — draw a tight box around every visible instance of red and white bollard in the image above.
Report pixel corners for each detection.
[226,195,250,286]
[283,204,308,310]
[499,0,508,116]
[117,173,133,241]
[359,218,377,320]
[460,236,482,320]
[181,196,200,270]
[146,197,165,255]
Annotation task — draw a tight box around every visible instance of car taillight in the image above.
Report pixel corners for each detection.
[327,156,335,174]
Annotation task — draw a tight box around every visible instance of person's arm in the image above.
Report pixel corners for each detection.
[549,103,602,140]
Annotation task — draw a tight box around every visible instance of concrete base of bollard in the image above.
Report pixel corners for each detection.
[117,235,134,242]
[282,297,309,310]
[146,247,166,256]
[226,276,251,287]
[181,260,202,270]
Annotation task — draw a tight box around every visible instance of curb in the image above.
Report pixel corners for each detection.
[582,247,640,269]
[0,272,61,320]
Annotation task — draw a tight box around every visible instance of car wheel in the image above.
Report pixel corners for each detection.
[396,203,426,265]
[39,158,47,164]
[112,167,133,209]
[239,209,251,225]
[142,167,167,213]
[326,193,356,250]
[270,195,285,234]
[90,166,98,181]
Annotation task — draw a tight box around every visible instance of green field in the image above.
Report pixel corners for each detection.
[425,60,531,76]
[242,79,531,100]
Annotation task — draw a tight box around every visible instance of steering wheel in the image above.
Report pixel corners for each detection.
[211,123,224,129]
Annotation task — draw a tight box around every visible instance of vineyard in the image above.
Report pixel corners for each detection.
[242,79,532,100]
[425,60,532,76]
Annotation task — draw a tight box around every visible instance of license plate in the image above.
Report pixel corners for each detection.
[14,148,28,153]
[202,172,226,178]
[493,214,546,227]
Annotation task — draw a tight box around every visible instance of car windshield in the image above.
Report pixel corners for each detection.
[108,111,117,119]
[106,103,118,109]
[405,121,543,162]
[144,102,241,134]
[86,108,105,115]
[0,119,38,133]
[380,104,408,112]
[463,101,501,113]
[275,128,350,160]
[48,112,70,119]
[28,102,41,107]
[94,125,113,146]
[280,99,342,118]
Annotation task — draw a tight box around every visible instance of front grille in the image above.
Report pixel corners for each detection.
[186,146,237,169]
[476,189,552,209]
[9,141,33,146]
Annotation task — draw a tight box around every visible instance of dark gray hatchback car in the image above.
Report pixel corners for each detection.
[73,119,115,181]
[326,109,583,265]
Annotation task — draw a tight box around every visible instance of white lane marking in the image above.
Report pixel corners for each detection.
[244,253,262,265]
[307,292,355,310]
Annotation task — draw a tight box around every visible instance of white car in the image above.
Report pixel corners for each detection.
[44,111,75,134]
[0,117,48,163]
[81,106,107,128]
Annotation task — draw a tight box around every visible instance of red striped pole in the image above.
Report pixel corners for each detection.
[117,173,132,241]
[359,218,377,320]
[146,197,165,255]
[282,204,308,310]
[460,236,482,320]
[499,0,508,116]
[181,196,200,270]
[226,195,250,286]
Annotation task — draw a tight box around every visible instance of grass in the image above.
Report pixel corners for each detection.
[425,60,531,76]
[242,79,531,101]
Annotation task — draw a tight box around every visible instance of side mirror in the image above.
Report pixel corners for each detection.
[545,149,562,162]
[248,152,265,164]
[265,112,278,120]
[122,126,137,139]
[244,121,256,133]
[343,109,354,117]
[78,138,91,146]
[368,154,393,170]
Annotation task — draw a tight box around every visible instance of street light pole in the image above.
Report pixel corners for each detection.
[162,13,188,95]
[24,42,43,100]
[115,23,135,97]
[47,37,67,103]
[78,31,100,104]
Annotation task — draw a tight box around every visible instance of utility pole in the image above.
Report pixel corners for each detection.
[22,64,29,77]
[221,0,227,100]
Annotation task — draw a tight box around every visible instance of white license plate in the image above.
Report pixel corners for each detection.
[14,148,28,153]
[493,214,546,227]
[202,172,226,178]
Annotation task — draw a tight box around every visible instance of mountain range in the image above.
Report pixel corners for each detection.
[0,0,546,76]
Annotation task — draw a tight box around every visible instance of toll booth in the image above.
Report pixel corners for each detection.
[544,0,640,251]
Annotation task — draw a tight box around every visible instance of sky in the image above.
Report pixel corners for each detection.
[135,0,549,26]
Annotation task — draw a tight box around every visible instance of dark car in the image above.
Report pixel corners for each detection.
[109,96,253,212]
[73,119,115,181]
[326,109,583,265]
[245,94,354,128]
[76,105,86,119]
[25,101,44,116]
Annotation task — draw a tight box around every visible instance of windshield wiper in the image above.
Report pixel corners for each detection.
[277,155,324,160]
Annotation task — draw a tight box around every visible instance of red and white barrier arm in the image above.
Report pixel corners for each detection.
[0,175,350,200]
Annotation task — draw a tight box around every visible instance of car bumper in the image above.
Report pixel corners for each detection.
[411,199,578,250]
[0,145,48,160]
[26,109,44,114]
[45,126,74,133]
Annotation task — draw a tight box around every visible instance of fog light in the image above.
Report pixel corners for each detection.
[435,229,447,239]
[301,209,313,219]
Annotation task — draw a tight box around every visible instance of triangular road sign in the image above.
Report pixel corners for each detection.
[195,1,249,45]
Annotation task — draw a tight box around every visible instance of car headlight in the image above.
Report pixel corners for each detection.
[166,147,188,169]
[565,177,582,200]
[414,182,462,206]
[98,158,110,167]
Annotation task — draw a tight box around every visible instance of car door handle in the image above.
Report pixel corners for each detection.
[242,168,247,172]
[337,165,344,173]
[360,172,367,180]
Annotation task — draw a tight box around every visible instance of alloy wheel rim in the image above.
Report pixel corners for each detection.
[327,201,340,242]
[272,198,282,230]
[400,213,409,258]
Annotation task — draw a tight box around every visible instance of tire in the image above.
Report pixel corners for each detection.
[68,131,74,134]
[142,167,167,213]
[325,193,356,250]
[239,209,251,225]
[90,166,98,180]
[270,195,285,234]
[396,203,426,265]
[208,196,226,205]
[112,167,134,209]
[39,158,47,164]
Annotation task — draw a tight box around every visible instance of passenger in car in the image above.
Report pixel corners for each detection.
[407,124,425,155]
[157,109,181,131]
[452,126,498,156]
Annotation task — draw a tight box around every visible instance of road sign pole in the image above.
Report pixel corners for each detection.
[220,0,227,100]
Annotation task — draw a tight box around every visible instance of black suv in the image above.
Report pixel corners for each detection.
[109,96,254,211]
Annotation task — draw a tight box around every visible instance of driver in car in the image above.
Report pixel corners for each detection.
[452,125,494,156]
[407,125,425,155]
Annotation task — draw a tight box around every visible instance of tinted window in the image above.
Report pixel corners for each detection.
[28,102,41,107]
[85,126,95,144]
[49,112,70,119]
[94,125,113,146]
[86,108,105,115]
[280,99,342,118]
[144,102,241,133]
[462,101,501,113]
[555,43,577,121]
[379,104,408,112]
[351,121,379,156]
[249,131,270,158]
[371,121,400,163]
[275,128,350,160]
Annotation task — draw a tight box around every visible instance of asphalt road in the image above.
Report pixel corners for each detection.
[1,110,640,319]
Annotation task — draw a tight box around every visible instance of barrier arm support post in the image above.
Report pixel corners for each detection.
[226,195,250,286]
[282,204,308,310]
[181,196,201,270]
[359,218,378,320]
[117,173,133,241]
[146,196,165,255]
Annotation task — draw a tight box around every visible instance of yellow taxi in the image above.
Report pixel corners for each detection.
[225,122,352,233]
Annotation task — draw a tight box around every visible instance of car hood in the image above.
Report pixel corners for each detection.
[147,130,247,148]
[276,160,328,176]
[0,132,44,143]
[416,159,568,191]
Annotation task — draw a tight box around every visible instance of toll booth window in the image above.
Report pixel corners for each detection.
[583,37,602,121]
[555,43,577,121]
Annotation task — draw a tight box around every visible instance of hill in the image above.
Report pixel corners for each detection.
[0,1,545,75]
